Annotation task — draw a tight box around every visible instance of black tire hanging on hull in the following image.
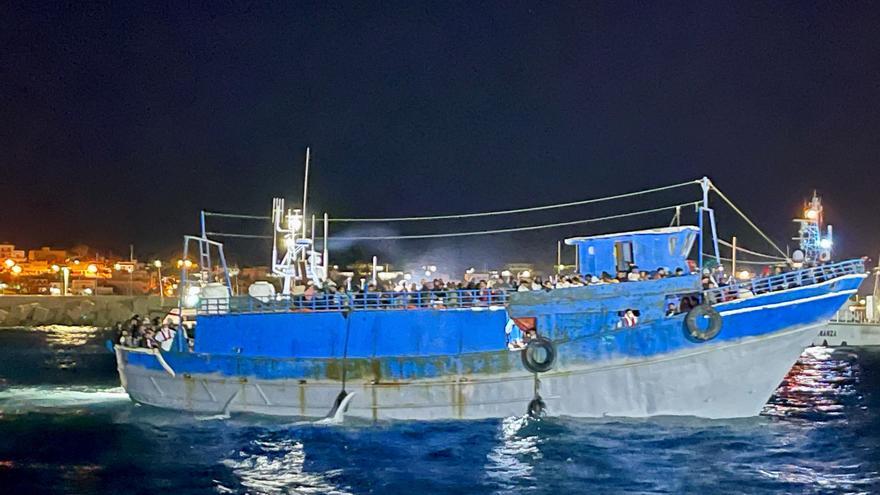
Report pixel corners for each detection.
[521,336,557,373]
[684,304,723,342]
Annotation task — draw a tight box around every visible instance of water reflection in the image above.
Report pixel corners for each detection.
[220,437,352,495]
[763,346,860,420]
[35,324,105,348]
[0,325,117,385]
[484,415,540,492]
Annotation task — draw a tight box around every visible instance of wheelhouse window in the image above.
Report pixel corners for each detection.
[614,241,634,272]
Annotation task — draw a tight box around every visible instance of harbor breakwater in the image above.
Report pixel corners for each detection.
[0,295,170,327]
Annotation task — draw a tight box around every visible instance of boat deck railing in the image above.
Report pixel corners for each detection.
[197,259,864,315]
[198,288,510,315]
[703,259,865,304]
[830,312,880,324]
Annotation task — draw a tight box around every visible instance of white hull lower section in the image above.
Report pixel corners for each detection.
[118,323,819,420]
[812,322,880,347]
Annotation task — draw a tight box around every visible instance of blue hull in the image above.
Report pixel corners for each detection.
[123,273,865,384]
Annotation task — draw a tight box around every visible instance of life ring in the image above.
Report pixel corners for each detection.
[521,336,556,373]
[684,304,723,341]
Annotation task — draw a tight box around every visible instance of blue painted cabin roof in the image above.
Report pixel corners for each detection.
[565,226,698,277]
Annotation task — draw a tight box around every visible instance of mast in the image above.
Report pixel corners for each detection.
[698,177,720,270]
[323,213,329,278]
[301,147,310,260]
[792,191,832,265]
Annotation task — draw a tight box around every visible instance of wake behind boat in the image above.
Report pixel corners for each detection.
[114,177,867,420]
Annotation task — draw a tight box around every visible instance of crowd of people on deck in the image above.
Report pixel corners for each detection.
[116,315,178,351]
[118,258,850,353]
[283,263,698,311]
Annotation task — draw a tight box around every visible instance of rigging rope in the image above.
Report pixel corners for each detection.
[205,202,700,242]
[327,202,701,241]
[203,212,270,220]
[717,239,787,260]
[206,232,272,239]
[201,180,699,224]
[709,184,792,263]
[328,180,700,222]
[703,254,785,266]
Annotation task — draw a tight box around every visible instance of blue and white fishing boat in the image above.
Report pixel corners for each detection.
[114,177,867,419]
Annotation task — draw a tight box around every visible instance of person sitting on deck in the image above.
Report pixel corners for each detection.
[679,295,698,313]
[617,309,639,328]
[701,269,718,290]
[154,323,176,352]
[531,277,542,291]
[505,318,526,349]
[444,281,459,307]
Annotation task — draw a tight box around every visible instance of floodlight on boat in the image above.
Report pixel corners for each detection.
[819,238,833,249]
[4,259,14,268]
[805,208,818,220]
[87,264,98,274]
[288,210,303,231]
[11,265,22,274]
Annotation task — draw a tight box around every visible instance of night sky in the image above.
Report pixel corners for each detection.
[2,2,879,269]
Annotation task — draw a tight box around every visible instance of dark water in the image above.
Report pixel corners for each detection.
[0,326,878,494]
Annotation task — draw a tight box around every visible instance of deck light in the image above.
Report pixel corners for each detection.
[51,264,60,272]
[11,265,22,274]
[153,260,162,268]
[805,209,818,220]
[87,264,98,274]
[289,213,302,232]
[819,238,833,249]
[4,259,14,268]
